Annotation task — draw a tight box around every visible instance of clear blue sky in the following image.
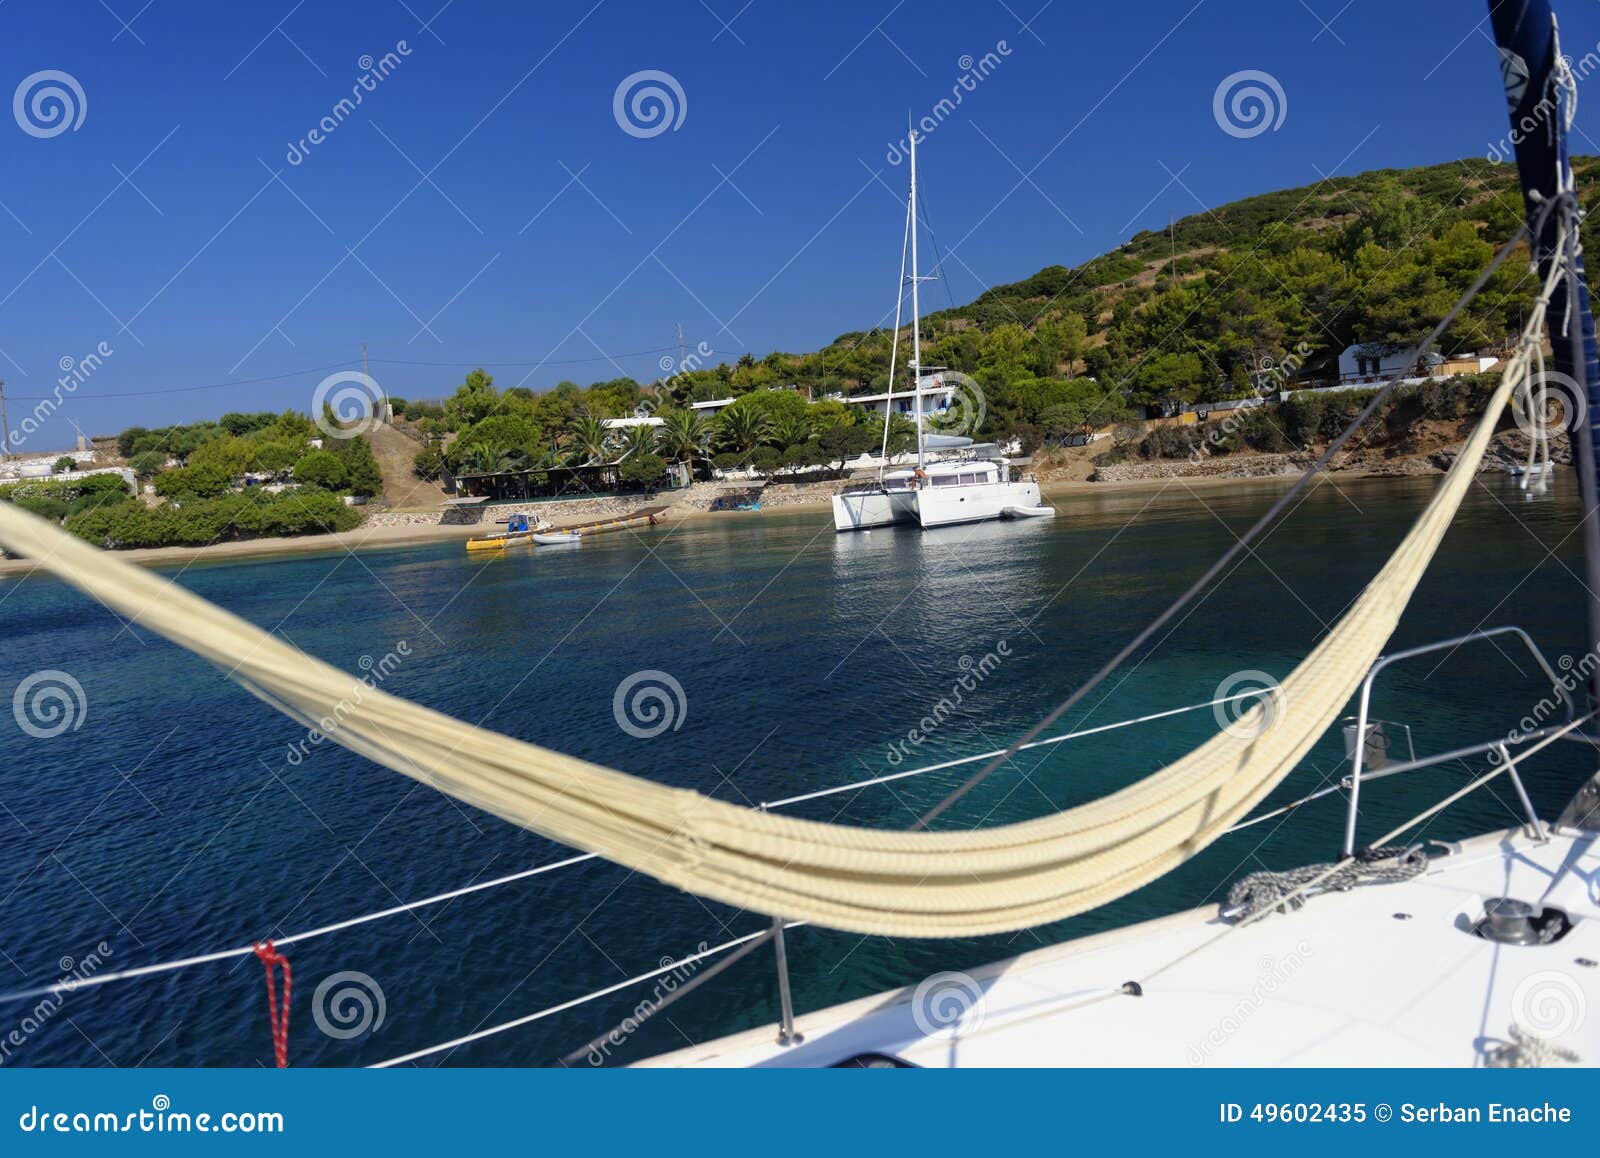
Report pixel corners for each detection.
[3,0,1598,437]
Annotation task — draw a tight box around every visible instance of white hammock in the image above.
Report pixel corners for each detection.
[0,368,1518,937]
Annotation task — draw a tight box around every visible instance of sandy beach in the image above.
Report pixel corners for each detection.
[0,469,1420,580]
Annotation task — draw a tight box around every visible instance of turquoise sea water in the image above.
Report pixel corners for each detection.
[0,473,1591,1067]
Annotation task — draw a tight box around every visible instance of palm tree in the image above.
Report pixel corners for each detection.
[457,444,503,475]
[718,407,772,455]
[658,410,710,471]
[770,413,808,451]
[564,414,612,465]
[618,423,658,461]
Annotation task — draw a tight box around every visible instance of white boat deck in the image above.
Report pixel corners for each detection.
[641,826,1600,1067]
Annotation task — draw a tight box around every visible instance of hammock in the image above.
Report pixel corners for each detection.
[0,360,1520,938]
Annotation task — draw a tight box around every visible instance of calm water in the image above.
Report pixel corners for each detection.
[0,474,1591,1067]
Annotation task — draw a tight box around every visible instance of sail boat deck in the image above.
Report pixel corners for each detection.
[641,826,1600,1067]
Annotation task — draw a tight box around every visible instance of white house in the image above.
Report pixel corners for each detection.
[1338,343,1443,383]
[833,374,955,418]
[689,397,735,416]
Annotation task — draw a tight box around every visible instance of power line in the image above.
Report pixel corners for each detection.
[1,344,739,404]
[0,360,361,402]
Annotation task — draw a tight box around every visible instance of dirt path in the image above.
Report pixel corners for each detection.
[365,423,447,511]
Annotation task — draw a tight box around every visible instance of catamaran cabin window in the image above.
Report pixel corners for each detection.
[933,474,960,487]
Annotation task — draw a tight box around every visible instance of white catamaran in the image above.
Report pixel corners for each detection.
[831,129,1043,532]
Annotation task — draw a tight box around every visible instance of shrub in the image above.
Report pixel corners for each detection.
[618,452,668,488]
[412,446,445,481]
[292,450,348,490]
[53,456,76,474]
[129,451,167,477]
[65,487,359,549]
[153,462,233,499]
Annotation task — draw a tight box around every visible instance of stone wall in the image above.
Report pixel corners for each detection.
[359,491,675,531]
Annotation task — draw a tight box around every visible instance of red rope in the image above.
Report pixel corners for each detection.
[252,941,291,1068]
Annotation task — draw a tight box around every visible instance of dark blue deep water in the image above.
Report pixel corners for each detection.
[0,474,1592,1067]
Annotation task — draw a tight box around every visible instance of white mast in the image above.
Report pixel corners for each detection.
[876,158,914,480]
[909,124,925,470]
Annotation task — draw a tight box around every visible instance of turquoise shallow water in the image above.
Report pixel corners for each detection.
[0,473,1592,1066]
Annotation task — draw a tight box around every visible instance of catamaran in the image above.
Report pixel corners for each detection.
[1,0,1598,1071]
[831,129,1042,532]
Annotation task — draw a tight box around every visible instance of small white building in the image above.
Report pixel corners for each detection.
[689,397,735,416]
[1338,343,1443,384]
[836,374,955,418]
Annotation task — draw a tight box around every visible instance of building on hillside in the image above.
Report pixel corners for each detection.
[1337,343,1444,383]
[602,406,664,431]
[831,373,956,418]
[689,397,735,416]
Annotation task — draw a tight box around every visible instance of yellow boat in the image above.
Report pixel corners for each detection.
[465,513,536,552]
[462,506,667,552]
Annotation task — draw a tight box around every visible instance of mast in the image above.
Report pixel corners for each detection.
[876,163,914,479]
[909,124,925,470]
[1489,0,1600,821]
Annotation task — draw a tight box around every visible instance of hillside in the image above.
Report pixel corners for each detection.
[667,156,1600,439]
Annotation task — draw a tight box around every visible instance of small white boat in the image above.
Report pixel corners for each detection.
[1001,504,1055,519]
[1510,461,1554,477]
[532,530,581,546]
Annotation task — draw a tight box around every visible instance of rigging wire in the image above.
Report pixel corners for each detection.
[0,688,1268,1010]
[545,208,1552,1064]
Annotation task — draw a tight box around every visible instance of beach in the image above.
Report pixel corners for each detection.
[0,467,1425,579]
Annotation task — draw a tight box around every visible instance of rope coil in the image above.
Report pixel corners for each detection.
[1222,844,1428,922]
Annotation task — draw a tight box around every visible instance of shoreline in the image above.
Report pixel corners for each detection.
[0,467,1446,579]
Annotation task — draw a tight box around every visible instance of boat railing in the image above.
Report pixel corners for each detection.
[1340,625,1579,856]
[6,632,1586,1065]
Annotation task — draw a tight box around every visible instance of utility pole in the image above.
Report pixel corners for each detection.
[675,322,687,372]
[0,379,9,460]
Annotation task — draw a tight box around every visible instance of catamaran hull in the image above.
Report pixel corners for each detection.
[832,490,900,531]
[911,481,1042,528]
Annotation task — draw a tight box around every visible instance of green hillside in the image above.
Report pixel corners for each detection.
[665,155,1600,437]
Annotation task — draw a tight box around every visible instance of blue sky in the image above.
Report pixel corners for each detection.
[3,0,1598,437]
